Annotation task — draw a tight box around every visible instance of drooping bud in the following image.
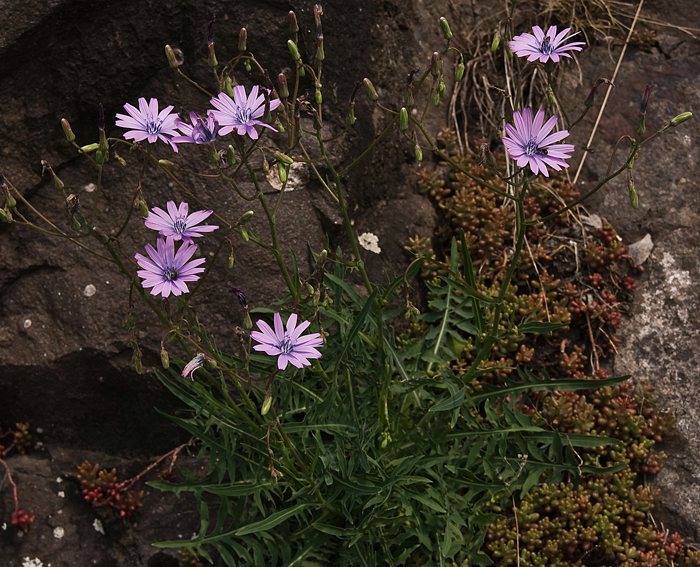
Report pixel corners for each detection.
[455,62,466,83]
[399,107,409,131]
[491,29,501,52]
[238,27,247,52]
[232,287,248,307]
[80,143,99,154]
[277,163,288,184]
[363,78,379,101]
[414,143,423,162]
[627,171,639,209]
[670,111,693,126]
[439,17,453,40]
[261,393,273,416]
[61,118,76,143]
[437,78,446,97]
[160,343,170,369]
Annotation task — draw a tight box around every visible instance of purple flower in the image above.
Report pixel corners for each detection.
[502,107,575,177]
[144,201,218,242]
[173,111,220,144]
[509,25,585,64]
[210,85,282,140]
[135,236,206,298]
[251,313,323,370]
[115,97,181,151]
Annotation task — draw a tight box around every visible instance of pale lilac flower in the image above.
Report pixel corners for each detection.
[144,201,218,242]
[115,97,180,151]
[182,353,207,380]
[173,111,220,144]
[502,107,575,177]
[509,25,585,64]
[251,313,323,370]
[134,236,206,298]
[210,85,282,140]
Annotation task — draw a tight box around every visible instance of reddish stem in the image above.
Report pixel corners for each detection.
[0,457,20,512]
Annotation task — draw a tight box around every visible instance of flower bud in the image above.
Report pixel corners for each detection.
[277,73,289,99]
[80,143,99,154]
[135,198,149,217]
[228,252,235,269]
[315,38,325,62]
[61,118,76,143]
[627,171,639,209]
[238,27,247,52]
[277,163,288,183]
[315,87,323,105]
[243,310,253,330]
[439,17,453,40]
[164,44,183,68]
[261,394,273,416]
[227,145,237,166]
[288,11,299,34]
[414,143,423,162]
[430,52,442,78]
[160,344,170,369]
[287,40,301,63]
[455,62,465,81]
[363,78,378,101]
[208,41,218,67]
[224,76,234,96]
[95,150,105,166]
[240,210,255,222]
[0,208,12,223]
[670,111,692,126]
[273,151,294,165]
[158,159,175,167]
[5,193,16,209]
[399,107,409,131]
[347,102,357,126]
[241,228,250,242]
[438,78,446,97]
[491,29,501,52]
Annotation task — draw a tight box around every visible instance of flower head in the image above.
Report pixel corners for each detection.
[115,97,180,151]
[135,236,206,298]
[502,107,575,177]
[144,201,218,242]
[173,111,220,144]
[251,312,323,370]
[509,25,585,64]
[210,85,282,139]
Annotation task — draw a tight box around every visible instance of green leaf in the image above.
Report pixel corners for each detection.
[519,320,566,334]
[234,504,310,537]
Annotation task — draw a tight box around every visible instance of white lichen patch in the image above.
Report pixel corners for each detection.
[358,232,381,254]
[93,518,105,535]
[22,558,44,567]
[83,284,97,297]
[53,526,65,539]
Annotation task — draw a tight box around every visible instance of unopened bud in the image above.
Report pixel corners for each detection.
[262,156,270,174]
[133,351,143,375]
[228,253,235,269]
[261,394,273,416]
[164,44,183,68]
[640,84,653,115]
[347,103,357,126]
[115,153,127,167]
[315,87,323,105]
[288,11,299,34]
[628,175,639,209]
[5,193,16,209]
[439,17,453,40]
[0,208,12,223]
[277,73,289,99]
[241,228,250,242]
[158,159,175,167]
[438,78,446,97]
[52,173,65,190]
[430,52,442,78]
[61,118,76,143]
[670,111,692,126]
[287,40,301,63]
[243,311,253,330]
[491,30,501,52]
[80,143,99,154]
[363,78,378,101]
[316,37,325,62]
[208,41,218,67]
[414,143,423,162]
[273,151,294,165]
[224,76,234,96]
[227,145,237,166]
[160,345,170,369]
[135,199,149,217]
[240,210,255,222]
[455,62,465,81]
[432,90,440,107]
[238,27,247,52]
[277,163,288,184]
[399,107,409,131]
[95,150,105,166]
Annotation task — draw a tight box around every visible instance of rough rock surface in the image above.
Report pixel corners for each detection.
[568,0,700,543]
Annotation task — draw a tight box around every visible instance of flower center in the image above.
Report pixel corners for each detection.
[540,36,553,55]
[235,107,253,125]
[279,335,294,354]
[173,217,187,234]
[163,267,178,281]
[146,115,163,135]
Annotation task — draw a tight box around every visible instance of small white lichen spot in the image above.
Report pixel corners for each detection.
[83,284,97,297]
[83,182,96,193]
[57,491,65,498]
[23,318,32,329]
[93,518,105,535]
[358,232,381,254]
[1,522,6,530]
[56,477,63,483]
[22,558,44,567]
[53,526,65,539]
